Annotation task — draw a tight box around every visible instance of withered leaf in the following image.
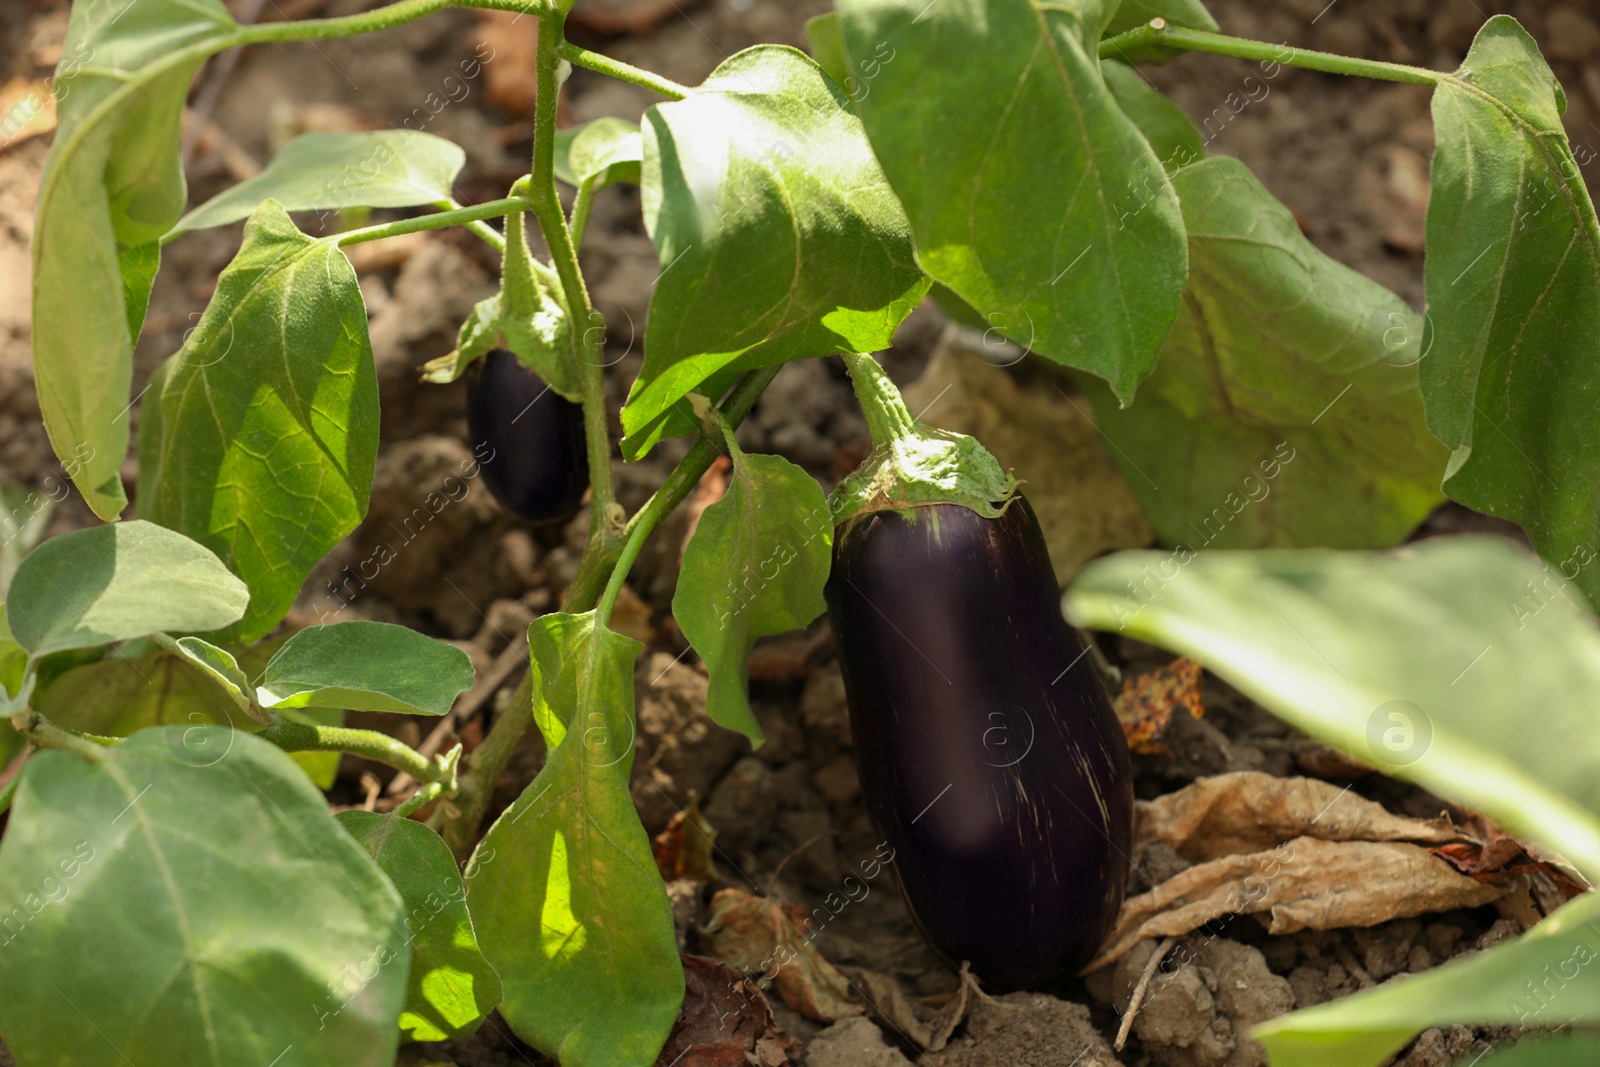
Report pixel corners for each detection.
[703,888,864,1023]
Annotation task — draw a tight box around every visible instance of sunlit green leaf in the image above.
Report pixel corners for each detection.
[137,201,378,645]
[339,812,502,1042]
[173,130,467,234]
[1065,537,1600,877]
[1082,157,1446,549]
[8,521,249,656]
[32,0,240,519]
[1421,16,1600,611]
[837,0,1187,401]
[467,612,681,1067]
[554,117,642,190]
[0,728,407,1066]
[675,438,831,743]
[623,45,927,458]
[256,621,474,716]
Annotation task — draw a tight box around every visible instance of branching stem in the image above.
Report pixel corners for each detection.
[1099,21,1440,86]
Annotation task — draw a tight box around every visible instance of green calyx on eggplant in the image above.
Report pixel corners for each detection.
[467,349,589,525]
[825,353,1133,990]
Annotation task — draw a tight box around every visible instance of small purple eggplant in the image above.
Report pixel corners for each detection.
[825,494,1133,990]
[467,348,589,525]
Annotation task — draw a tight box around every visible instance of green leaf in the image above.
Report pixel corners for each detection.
[554,117,642,190]
[837,0,1187,402]
[0,605,29,699]
[160,635,253,713]
[172,130,467,235]
[467,612,682,1067]
[1254,892,1600,1067]
[804,12,849,86]
[137,200,379,645]
[1064,537,1600,877]
[0,481,59,597]
[1104,0,1219,38]
[674,439,832,743]
[1101,60,1205,172]
[32,0,240,520]
[257,621,474,716]
[0,728,407,1066]
[622,45,928,458]
[338,811,502,1042]
[1082,157,1446,549]
[1420,15,1600,611]
[8,521,249,656]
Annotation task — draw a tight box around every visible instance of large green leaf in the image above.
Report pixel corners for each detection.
[836,0,1187,401]
[257,621,474,716]
[173,130,467,234]
[1101,60,1204,171]
[1082,157,1446,549]
[1421,16,1600,609]
[8,521,249,656]
[1253,893,1600,1067]
[338,812,502,1042]
[1065,537,1600,876]
[138,201,379,645]
[37,650,241,736]
[622,45,927,458]
[0,728,407,1066]
[1104,0,1219,38]
[1469,1036,1600,1067]
[467,612,682,1067]
[32,0,240,519]
[674,438,832,744]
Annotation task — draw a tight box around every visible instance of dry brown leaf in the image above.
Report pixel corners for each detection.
[901,329,1152,581]
[651,794,718,881]
[0,78,57,153]
[1114,657,1204,754]
[652,954,797,1067]
[703,888,864,1023]
[1090,837,1507,971]
[1432,811,1590,900]
[843,966,975,1052]
[1137,770,1464,863]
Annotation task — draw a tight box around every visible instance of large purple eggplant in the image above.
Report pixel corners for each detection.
[825,494,1133,990]
[467,348,589,525]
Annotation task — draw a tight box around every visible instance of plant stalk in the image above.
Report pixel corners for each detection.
[1099,22,1440,86]
[841,351,919,444]
[393,778,448,819]
[260,720,445,784]
[9,712,111,763]
[441,364,781,854]
[555,42,691,99]
[237,0,559,46]
[333,197,529,248]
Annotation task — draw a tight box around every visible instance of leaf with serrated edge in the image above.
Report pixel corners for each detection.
[467,612,682,1067]
[0,728,407,1066]
[173,130,467,234]
[33,0,239,519]
[1082,157,1446,549]
[622,45,927,457]
[338,812,502,1042]
[1065,537,1600,877]
[675,439,832,743]
[1421,16,1600,610]
[257,621,474,716]
[8,521,248,656]
[837,0,1187,401]
[1253,893,1600,1067]
[137,200,378,645]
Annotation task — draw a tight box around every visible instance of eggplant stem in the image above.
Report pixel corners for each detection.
[841,351,920,446]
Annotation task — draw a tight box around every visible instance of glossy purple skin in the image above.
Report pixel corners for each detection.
[825,496,1133,990]
[467,349,589,525]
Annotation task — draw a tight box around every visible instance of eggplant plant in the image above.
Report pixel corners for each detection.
[8,0,1600,1064]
